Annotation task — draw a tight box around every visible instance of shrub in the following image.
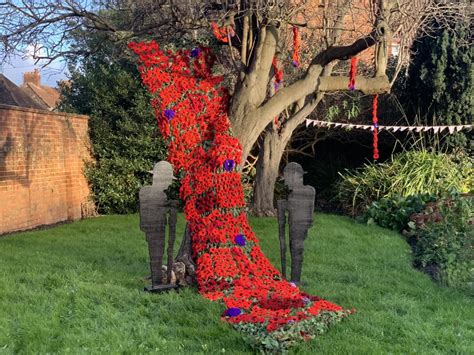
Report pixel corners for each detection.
[406,193,473,289]
[60,56,167,214]
[336,150,473,215]
[365,194,436,232]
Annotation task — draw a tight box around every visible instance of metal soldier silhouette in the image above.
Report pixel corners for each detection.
[139,161,179,292]
[277,162,315,284]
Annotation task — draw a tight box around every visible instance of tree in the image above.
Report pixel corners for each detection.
[247,1,467,215]
[1,0,468,216]
[401,21,473,152]
[59,35,167,213]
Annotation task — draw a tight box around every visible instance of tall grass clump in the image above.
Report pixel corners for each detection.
[336,150,473,215]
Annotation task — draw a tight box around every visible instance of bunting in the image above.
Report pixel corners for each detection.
[305,119,473,134]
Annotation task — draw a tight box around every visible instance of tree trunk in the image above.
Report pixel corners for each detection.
[175,225,196,285]
[250,124,292,216]
[250,92,327,216]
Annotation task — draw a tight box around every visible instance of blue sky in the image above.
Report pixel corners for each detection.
[0,53,68,88]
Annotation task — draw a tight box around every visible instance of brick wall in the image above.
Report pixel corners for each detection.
[294,0,392,64]
[0,104,91,235]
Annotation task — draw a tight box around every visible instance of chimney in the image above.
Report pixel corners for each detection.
[23,69,41,86]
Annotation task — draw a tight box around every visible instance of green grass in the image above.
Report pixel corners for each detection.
[0,214,472,354]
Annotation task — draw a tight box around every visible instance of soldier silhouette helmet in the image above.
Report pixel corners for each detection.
[150,161,176,186]
[283,162,307,190]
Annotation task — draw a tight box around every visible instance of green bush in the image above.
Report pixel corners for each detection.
[336,151,473,215]
[365,194,436,232]
[60,54,167,214]
[406,193,473,289]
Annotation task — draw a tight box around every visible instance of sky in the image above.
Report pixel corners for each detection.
[0,51,68,88]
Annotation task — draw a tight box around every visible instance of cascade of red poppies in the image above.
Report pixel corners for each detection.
[129,41,349,336]
[372,94,380,160]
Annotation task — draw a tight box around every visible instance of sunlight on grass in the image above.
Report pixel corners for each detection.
[0,214,472,354]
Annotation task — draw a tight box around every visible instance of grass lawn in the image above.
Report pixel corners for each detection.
[0,214,472,354]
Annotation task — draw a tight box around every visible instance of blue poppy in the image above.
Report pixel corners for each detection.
[190,47,201,58]
[223,159,235,172]
[235,234,246,247]
[224,308,241,317]
[164,109,175,121]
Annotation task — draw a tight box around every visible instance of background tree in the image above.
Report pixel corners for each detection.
[59,35,167,213]
[247,0,465,215]
[398,20,473,152]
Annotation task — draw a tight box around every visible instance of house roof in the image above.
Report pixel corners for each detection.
[0,74,47,110]
[21,82,60,110]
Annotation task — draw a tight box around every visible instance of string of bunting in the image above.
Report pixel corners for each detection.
[305,119,473,134]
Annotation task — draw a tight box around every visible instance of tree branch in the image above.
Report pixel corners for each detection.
[254,29,380,135]
[319,75,391,95]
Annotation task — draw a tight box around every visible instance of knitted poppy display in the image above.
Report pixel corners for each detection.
[129,41,351,345]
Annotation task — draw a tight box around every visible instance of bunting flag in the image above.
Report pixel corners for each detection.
[305,119,473,134]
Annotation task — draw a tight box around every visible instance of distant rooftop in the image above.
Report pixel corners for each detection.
[0,73,46,110]
[20,69,60,110]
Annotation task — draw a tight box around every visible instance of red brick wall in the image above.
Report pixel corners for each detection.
[0,104,91,234]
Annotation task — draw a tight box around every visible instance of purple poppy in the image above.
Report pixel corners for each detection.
[224,308,241,317]
[235,234,246,247]
[287,319,295,324]
[292,60,300,68]
[274,82,281,91]
[223,159,235,172]
[164,109,175,121]
[190,47,201,58]
[302,297,311,305]
[349,84,356,91]
[289,282,297,288]
[373,122,379,128]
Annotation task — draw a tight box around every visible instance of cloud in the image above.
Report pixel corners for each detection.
[1,54,68,88]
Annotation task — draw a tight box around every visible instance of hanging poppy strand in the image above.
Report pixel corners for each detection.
[348,57,358,90]
[292,26,300,67]
[272,56,284,91]
[272,55,284,129]
[372,94,380,160]
[211,22,235,43]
